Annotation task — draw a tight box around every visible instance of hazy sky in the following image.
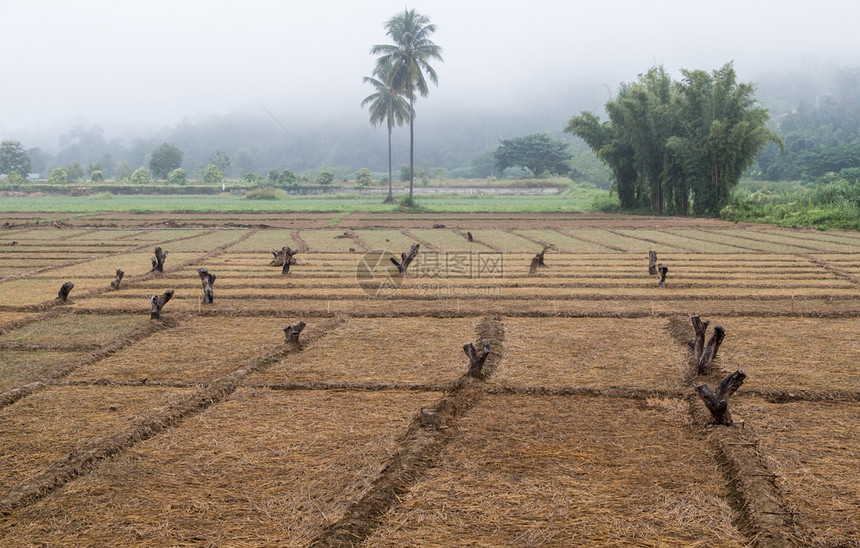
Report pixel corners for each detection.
[2,0,859,141]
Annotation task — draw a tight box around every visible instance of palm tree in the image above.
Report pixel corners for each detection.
[371,9,443,201]
[361,61,410,203]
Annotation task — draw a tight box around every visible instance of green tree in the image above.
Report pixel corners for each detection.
[566,111,640,208]
[91,170,104,183]
[668,63,783,215]
[278,169,298,187]
[167,168,187,185]
[202,164,224,185]
[0,140,32,176]
[209,149,231,176]
[64,162,85,182]
[131,167,151,184]
[48,167,68,184]
[149,142,184,179]
[362,59,410,203]
[494,133,572,177]
[569,62,781,216]
[6,171,25,185]
[371,9,443,200]
[355,167,373,187]
[605,66,679,214]
[315,167,334,185]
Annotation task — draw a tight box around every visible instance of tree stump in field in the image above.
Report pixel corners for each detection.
[467,231,474,242]
[695,369,746,426]
[536,247,548,267]
[464,341,491,378]
[150,290,174,320]
[110,268,124,290]
[57,281,74,302]
[528,255,540,276]
[649,251,658,275]
[690,315,710,364]
[697,325,725,375]
[270,247,299,267]
[390,243,419,274]
[150,247,168,273]
[198,268,216,304]
[657,264,668,287]
[272,247,298,274]
[283,321,306,345]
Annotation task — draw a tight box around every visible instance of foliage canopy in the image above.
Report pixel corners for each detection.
[149,142,184,179]
[0,140,32,176]
[567,62,781,216]
[494,133,572,178]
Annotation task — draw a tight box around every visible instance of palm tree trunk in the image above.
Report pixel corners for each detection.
[409,93,415,199]
[384,124,394,203]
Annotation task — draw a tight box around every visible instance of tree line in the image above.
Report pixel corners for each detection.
[566,63,782,216]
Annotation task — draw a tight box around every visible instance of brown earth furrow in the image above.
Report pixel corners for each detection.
[309,315,505,547]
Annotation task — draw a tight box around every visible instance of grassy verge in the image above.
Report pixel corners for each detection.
[0,185,612,214]
[721,177,860,230]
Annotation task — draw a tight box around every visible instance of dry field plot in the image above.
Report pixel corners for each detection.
[225,229,299,252]
[0,313,148,348]
[298,229,366,253]
[0,215,858,545]
[714,317,860,391]
[734,399,860,547]
[494,317,689,389]
[408,228,495,252]
[0,350,86,393]
[367,394,745,547]
[0,385,190,488]
[256,317,478,385]
[0,389,438,547]
[68,316,285,384]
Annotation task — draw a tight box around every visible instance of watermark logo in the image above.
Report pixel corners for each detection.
[355,250,403,298]
[356,250,504,298]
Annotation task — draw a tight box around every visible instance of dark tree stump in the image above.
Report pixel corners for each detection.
[57,281,74,302]
[151,247,168,273]
[464,341,491,378]
[528,255,540,276]
[276,247,298,274]
[657,264,668,287]
[690,314,710,364]
[283,321,306,345]
[390,243,419,274]
[110,268,124,290]
[150,290,174,320]
[697,325,725,375]
[649,250,658,275]
[467,231,473,242]
[198,268,216,304]
[695,369,746,426]
[270,247,299,267]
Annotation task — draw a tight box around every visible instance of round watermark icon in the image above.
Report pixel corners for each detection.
[355,250,403,298]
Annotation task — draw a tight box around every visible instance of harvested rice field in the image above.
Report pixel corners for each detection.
[0,212,858,546]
